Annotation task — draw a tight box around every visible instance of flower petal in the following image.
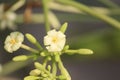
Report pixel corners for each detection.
[4,31,24,53]
[4,43,13,53]
[11,42,21,51]
[44,29,66,52]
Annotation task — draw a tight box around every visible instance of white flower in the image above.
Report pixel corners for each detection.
[4,32,24,53]
[44,29,66,52]
[0,4,17,30]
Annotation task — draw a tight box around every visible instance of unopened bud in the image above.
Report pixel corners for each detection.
[12,55,28,61]
[78,49,93,55]
[63,45,69,51]
[24,76,39,80]
[40,52,46,56]
[47,65,51,71]
[29,69,41,76]
[34,62,44,71]
[58,75,66,79]
[25,33,37,44]
[60,22,68,33]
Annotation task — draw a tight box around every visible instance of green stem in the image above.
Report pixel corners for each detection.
[56,0,120,29]
[21,44,39,53]
[43,57,48,67]
[35,41,43,51]
[64,50,77,55]
[58,56,71,80]
[35,62,53,79]
[42,0,50,32]
[8,0,25,12]
[98,0,119,8]
[52,59,57,77]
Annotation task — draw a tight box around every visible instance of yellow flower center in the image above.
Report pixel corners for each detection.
[10,39,16,44]
[52,37,58,43]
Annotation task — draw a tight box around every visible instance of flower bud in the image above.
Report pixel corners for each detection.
[47,56,52,61]
[65,49,93,55]
[60,22,68,33]
[25,33,43,50]
[78,49,93,55]
[25,33,37,44]
[40,52,46,56]
[42,73,48,77]
[63,45,69,51]
[34,62,44,71]
[12,55,28,61]
[24,76,39,80]
[29,69,41,76]
[47,65,51,71]
[58,75,66,79]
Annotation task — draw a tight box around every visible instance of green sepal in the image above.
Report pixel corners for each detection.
[60,22,68,33]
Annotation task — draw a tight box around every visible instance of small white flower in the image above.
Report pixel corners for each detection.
[4,32,24,53]
[0,4,17,30]
[44,29,66,52]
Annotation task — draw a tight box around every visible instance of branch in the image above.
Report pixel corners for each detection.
[56,0,120,29]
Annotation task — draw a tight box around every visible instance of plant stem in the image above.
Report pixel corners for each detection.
[21,44,39,53]
[52,59,57,77]
[8,0,25,12]
[43,57,48,67]
[35,41,43,51]
[35,62,53,79]
[64,50,77,55]
[98,0,119,8]
[58,56,71,80]
[42,0,50,32]
[56,0,120,29]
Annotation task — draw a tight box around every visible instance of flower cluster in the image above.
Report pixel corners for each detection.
[4,23,93,80]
